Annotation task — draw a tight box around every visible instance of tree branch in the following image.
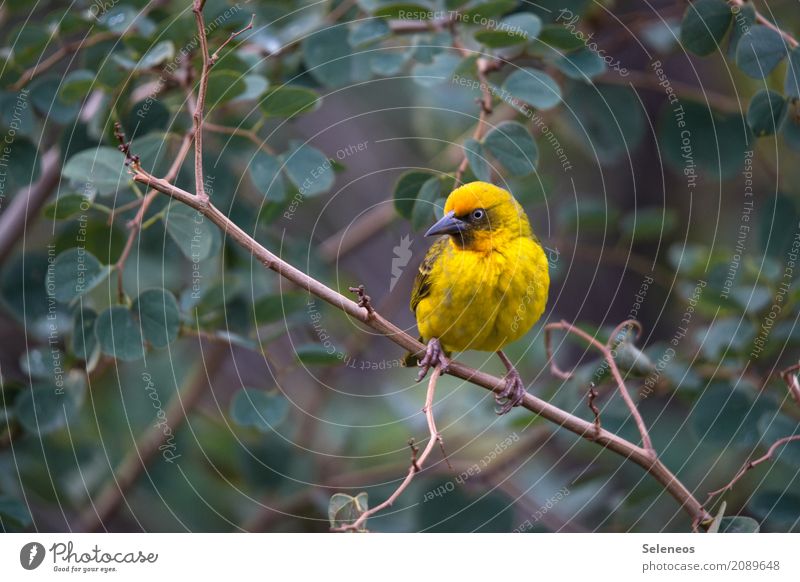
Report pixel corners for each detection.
[332,365,445,532]
[544,319,654,453]
[125,162,709,525]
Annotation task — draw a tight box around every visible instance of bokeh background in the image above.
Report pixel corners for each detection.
[1,0,799,532]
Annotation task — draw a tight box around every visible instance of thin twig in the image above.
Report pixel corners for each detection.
[205,122,275,154]
[332,366,444,531]
[113,127,193,301]
[191,0,211,203]
[588,385,601,434]
[545,319,654,453]
[209,14,255,65]
[706,435,800,502]
[779,362,800,407]
[11,32,117,91]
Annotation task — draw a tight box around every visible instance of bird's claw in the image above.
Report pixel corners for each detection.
[495,368,526,415]
[417,338,449,381]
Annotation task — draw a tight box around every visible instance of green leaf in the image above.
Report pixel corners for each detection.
[691,384,763,446]
[95,306,145,361]
[707,501,726,533]
[499,12,542,42]
[1,253,48,321]
[302,26,370,87]
[372,3,433,19]
[566,82,646,163]
[43,194,91,220]
[164,203,220,262]
[394,171,436,219]
[411,176,442,231]
[232,75,269,102]
[253,293,308,325]
[727,3,755,59]
[295,344,342,364]
[15,380,84,435]
[282,143,334,196]
[328,492,368,530]
[503,68,562,110]
[621,208,677,241]
[782,105,800,150]
[51,248,111,303]
[747,90,787,136]
[659,101,750,179]
[349,19,390,47]
[718,516,760,533]
[71,307,98,360]
[370,51,410,76]
[62,147,126,196]
[249,150,285,202]
[461,0,516,21]
[59,70,97,102]
[553,48,607,80]
[536,25,586,51]
[230,388,289,431]
[137,40,175,69]
[760,194,799,259]
[464,138,492,182]
[484,121,538,176]
[260,86,320,118]
[133,288,180,348]
[29,75,80,124]
[474,28,528,48]
[0,496,32,530]
[679,0,732,56]
[785,47,800,98]
[749,492,800,531]
[736,25,788,79]
[205,70,247,108]
[557,199,618,233]
[412,52,461,87]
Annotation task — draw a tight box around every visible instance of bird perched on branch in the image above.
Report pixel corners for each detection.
[409,181,550,414]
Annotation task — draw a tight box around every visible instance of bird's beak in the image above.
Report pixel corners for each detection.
[425,211,466,237]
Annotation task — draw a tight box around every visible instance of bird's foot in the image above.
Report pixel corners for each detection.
[496,367,526,415]
[416,338,449,381]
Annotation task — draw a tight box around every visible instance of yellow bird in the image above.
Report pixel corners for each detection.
[411,181,550,414]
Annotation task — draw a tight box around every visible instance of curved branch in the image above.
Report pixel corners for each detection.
[127,165,710,526]
[333,366,444,532]
[544,319,654,453]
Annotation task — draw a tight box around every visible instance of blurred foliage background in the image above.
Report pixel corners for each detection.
[1,0,800,533]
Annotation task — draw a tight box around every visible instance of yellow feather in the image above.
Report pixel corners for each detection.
[411,182,549,353]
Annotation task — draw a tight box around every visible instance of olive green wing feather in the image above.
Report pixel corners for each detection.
[410,237,448,314]
[404,237,448,367]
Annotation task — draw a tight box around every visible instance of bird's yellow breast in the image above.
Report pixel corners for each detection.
[415,236,549,353]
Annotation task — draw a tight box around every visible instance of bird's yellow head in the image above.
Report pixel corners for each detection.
[425,182,532,252]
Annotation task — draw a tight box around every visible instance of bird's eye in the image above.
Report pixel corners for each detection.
[471,209,485,221]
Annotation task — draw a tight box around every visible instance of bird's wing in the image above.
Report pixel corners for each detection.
[410,237,448,314]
